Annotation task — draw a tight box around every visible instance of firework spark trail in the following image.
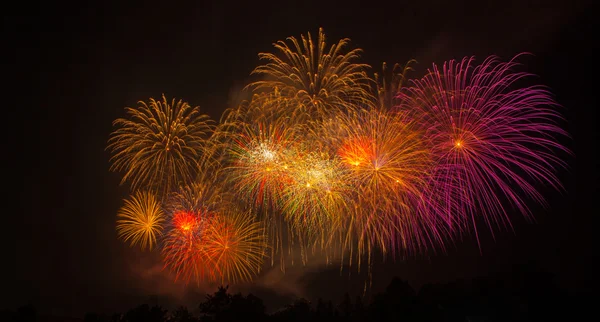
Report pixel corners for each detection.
[397,54,569,242]
[116,191,165,251]
[374,60,416,111]
[107,95,214,196]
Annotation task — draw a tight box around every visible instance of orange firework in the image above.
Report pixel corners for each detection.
[373,60,415,110]
[203,210,267,283]
[326,108,443,262]
[161,181,221,284]
[162,209,214,284]
[162,181,266,284]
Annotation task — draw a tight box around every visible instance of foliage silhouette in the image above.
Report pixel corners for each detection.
[4,267,584,322]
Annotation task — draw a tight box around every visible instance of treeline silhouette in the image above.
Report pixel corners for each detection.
[1,268,587,322]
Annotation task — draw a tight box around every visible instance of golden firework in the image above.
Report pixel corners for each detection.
[108,94,214,196]
[248,28,373,119]
[116,191,165,251]
[282,150,350,253]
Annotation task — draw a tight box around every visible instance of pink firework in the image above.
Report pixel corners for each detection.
[397,54,569,241]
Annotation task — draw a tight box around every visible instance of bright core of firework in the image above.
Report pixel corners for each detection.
[252,143,276,162]
[173,211,198,233]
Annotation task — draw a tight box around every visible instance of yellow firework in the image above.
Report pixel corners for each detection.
[282,150,350,251]
[203,209,267,283]
[107,94,214,196]
[248,28,373,118]
[116,191,165,251]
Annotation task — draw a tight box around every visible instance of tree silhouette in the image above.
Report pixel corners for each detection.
[84,312,111,322]
[121,304,167,322]
[6,268,578,322]
[369,277,419,321]
[15,304,36,322]
[170,306,198,322]
[198,285,266,322]
[338,293,352,319]
[199,285,231,321]
[271,298,312,322]
[314,298,335,322]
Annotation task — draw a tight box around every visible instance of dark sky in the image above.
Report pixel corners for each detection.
[4,0,596,318]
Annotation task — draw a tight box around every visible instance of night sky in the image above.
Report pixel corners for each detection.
[5,0,596,318]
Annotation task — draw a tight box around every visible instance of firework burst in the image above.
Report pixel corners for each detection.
[116,191,165,251]
[281,150,350,255]
[248,28,373,119]
[326,108,442,261]
[108,95,214,196]
[397,54,568,239]
[162,181,267,284]
[221,97,299,210]
[202,209,267,283]
[161,181,221,284]
[373,61,415,110]
[162,209,214,284]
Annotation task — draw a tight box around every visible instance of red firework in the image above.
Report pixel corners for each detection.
[162,210,215,284]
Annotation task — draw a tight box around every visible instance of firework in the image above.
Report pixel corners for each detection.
[202,209,267,283]
[162,209,214,283]
[281,150,350,254]
[167,180,222,214]
[221,95,299,210]
[107,95,214,196]
[248,28,373,119]
[162,181,266,283]
[325,108,443,262]
[214,93,305,268]
[161,181,221,284]
[397,54,568,238]
[116,191,165,251]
